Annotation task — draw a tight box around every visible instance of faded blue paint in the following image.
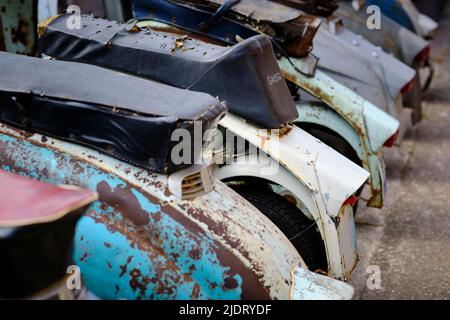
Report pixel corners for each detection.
[0,132,243,300]
[0,0,37,55]
[76,214,241,300]
[362,100,400,152]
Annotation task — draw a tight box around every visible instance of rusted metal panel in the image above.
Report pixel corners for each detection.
[291,266,354,300]
[218,114,369,279]
[0,0,37,55]
[136,20,396,209]
[0,123,305,300]
[280,57,398,208]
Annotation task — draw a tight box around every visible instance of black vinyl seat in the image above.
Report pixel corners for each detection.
[0,52,226,173]
[39,14,298,129]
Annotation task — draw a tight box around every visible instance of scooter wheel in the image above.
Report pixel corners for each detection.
[231,185,328,273]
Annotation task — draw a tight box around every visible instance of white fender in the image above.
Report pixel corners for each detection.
[217,114,370,279]
[290,266,355,300]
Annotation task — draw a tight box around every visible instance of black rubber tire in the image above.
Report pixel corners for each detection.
[296,123,361,165]
[231,185,328,273]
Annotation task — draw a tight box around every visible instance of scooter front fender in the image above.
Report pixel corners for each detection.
[0,123,305,300]
[218,114,369,279]
[313,23,416,101]
[280,57,399,154]
[295,102,386,208]
[337,2,429,65]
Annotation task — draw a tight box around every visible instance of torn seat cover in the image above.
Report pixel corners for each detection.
[0,52,226,174]
[39,14,298,128]
[0,169,97,299]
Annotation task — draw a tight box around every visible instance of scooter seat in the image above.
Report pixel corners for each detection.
[0,52,226,173]
[132,0,320,55]
[0,169,96,299]
[0,169,96,228]
[39,14,298,128]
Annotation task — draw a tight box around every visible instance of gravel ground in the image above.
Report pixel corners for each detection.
[349,5,450,300]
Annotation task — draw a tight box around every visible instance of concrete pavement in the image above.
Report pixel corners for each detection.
[350,5,450,300]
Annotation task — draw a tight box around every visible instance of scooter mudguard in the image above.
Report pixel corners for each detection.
[311,22,415,118]
[217,114,370,279]
[39,14,298,129]
[105,14,399,208]
[337,2,429,65]
[0,123,308,300]
[391,0,439,37]
[38,12,371,278]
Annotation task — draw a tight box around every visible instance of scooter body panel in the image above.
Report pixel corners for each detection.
[0,123,308,300]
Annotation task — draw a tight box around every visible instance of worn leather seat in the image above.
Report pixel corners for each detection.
[39,14,298,129]
[0,169,97,299]
[132,0,320,57]
[0,52,226,173]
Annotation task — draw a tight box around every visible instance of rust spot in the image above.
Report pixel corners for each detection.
[209,282,217,289]
[224,276,239,290]
[191,283,200,299]
[129,268,151,298]
[119,255,134,278]
[188,247,201,260]
[163,187,172,197]
[279,124,293,137]
[11,19,30,46]
[79,252,89,262]
[127,25,140,33]
[170,35,193,54]
[97,181,150,226]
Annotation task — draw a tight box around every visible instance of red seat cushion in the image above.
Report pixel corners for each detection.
[0,169,97,228]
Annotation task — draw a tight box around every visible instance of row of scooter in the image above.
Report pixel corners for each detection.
[0,0,438,299]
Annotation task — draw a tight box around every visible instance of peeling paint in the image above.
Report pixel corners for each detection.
[0,124,303,300]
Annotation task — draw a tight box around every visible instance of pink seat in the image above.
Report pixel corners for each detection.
[0,169,97,228]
